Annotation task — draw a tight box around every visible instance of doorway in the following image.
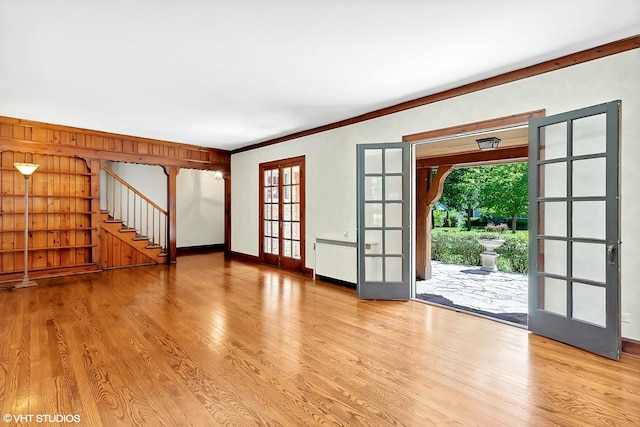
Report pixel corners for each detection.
[403,103,621,359]
[415,161,529,326]
[404,111,542,325]
[259,156,305,272]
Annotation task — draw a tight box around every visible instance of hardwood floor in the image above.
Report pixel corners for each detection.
[1,253,639,426]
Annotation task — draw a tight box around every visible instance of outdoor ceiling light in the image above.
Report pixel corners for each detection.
[476,137,501,151]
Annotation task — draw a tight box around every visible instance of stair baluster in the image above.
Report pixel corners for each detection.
[101,167,168,256]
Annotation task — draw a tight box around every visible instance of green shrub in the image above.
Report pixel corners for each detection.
[431,229,529,274]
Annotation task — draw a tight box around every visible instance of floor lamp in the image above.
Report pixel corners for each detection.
[14,162,40,289]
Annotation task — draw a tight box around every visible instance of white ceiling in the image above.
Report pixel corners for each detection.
[1,1,639,152]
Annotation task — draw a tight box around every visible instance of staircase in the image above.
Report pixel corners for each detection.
[100,167,168,268]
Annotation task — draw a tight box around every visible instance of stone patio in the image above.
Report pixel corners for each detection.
[415,261,528,324]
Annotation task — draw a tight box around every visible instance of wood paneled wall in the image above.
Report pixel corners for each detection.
[0,151,95,279]
[100,232,155,268]
[0,116,230,171]
[0,115,231,281]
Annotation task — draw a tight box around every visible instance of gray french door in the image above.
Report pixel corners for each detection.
[528,101,620,359]
[357,143,410,300]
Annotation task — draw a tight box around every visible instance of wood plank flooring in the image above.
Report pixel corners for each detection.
[1,253,639,426]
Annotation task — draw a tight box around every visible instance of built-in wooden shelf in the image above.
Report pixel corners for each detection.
[0,244,96,254]
[2,196,94,200]
[0,227,96,233]
[1,211,97,215]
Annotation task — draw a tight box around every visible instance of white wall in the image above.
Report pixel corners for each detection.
[231,49,640,340]
[105,162,225,247]
[176,169,225,247]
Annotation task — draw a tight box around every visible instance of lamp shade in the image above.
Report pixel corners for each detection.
[14,162,40,176]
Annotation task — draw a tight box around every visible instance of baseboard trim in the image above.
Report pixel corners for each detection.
[315,274,356,289]
[227,251,261,264]
[622,338,640,357]
[177,244,225,256]
[227,251,313,277]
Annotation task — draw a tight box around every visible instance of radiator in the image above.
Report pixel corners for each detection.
[315,238,357,284]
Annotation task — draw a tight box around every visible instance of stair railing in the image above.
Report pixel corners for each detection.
[102,167,167,253]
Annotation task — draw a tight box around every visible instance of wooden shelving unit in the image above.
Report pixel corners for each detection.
[0,151,95,275]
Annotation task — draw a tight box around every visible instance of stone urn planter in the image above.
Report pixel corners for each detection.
[477,238,505,272]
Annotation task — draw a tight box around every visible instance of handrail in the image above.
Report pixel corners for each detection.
[103,168,167,215]
[102,167,168,253]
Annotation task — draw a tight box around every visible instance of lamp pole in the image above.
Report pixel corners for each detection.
[14,162,39,289]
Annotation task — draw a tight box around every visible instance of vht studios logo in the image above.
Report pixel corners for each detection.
[4,413,81,423]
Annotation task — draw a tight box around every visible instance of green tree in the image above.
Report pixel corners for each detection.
[438,167,483,231]
[479,162,528,232]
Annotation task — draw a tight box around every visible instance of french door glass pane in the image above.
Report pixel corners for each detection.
[365,204,383,227]
[283,186,291,202]
[264,237,271,253]
[272,238,279,254]
[385,230,403,255]
[385,203,402,228]
[283,204,291,221]
[540,239,566,276]
[292,185,299,202]
[272,187,279,203]
[385,176,402,200]
[539,202,566,237]
[572,242,606,283]
[365,177,383,200]
[573,283,606,327]
[271,221,279,237]
[573,113,606,156]
[573,201,605,240]
[292,204,299,221]
[365,230,382,253]
[292,241,300,259]
[271,205,279,220]
[291,222,299,240]
[385,257,402,281]
[573,158,605,197]
[264,188,272,202]
[292,166,300,184]
[283,167,291,185]
[264,204,271,220]
[284,240,292,257]
[540,277,567,316]
[365,257,382,281]
[540,122,567,160]
[539,163,566,197]
[271,170,279,185]
[283,222,291,239]
[385,148,403,173]
[365,149,383,174]
[264,220,271,237]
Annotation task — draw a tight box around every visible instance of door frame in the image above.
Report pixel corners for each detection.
[258,155,306,272]
[403,110,546,281]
